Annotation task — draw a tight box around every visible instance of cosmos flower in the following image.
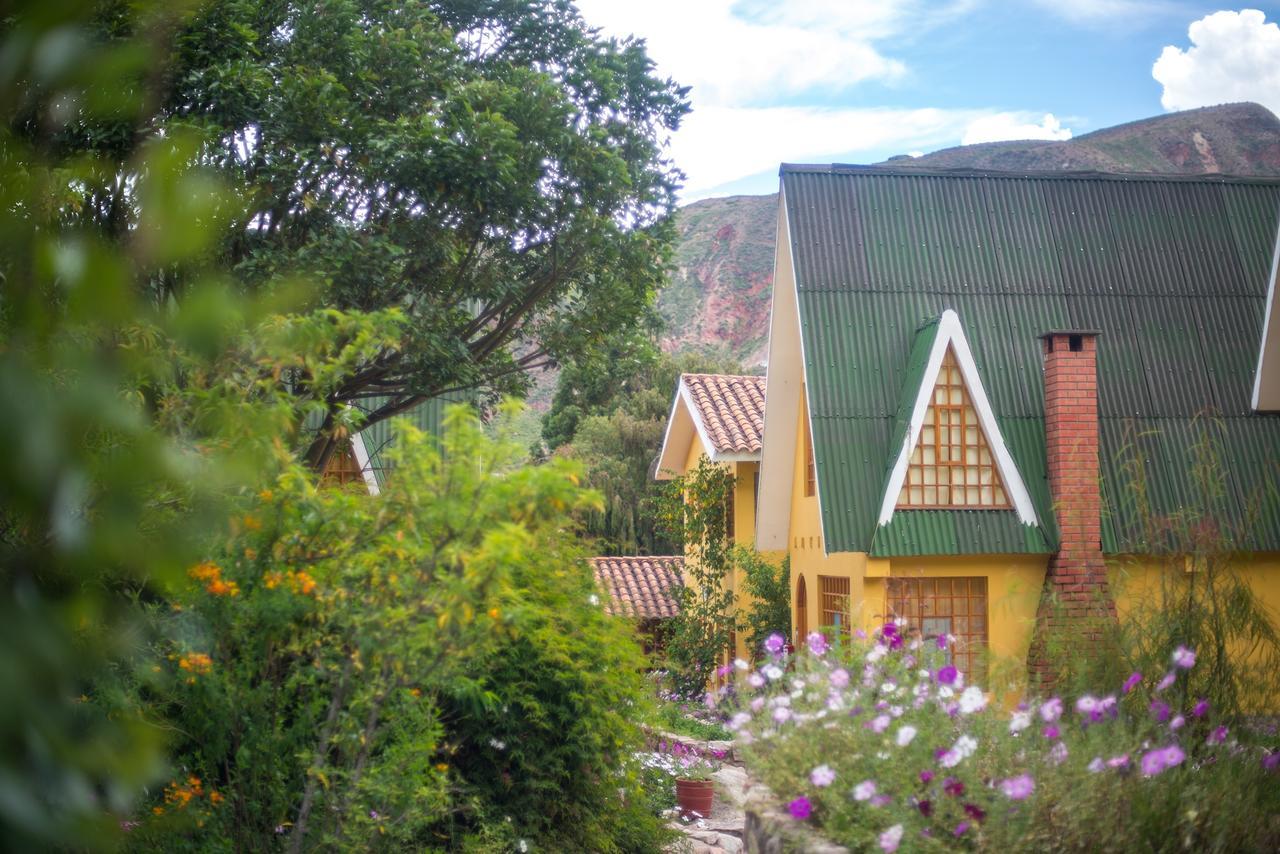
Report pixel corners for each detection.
[1122,672,1143,694]
[763,664,784,681]
[1172,646,1196,669]
[1087,757,1105,773]
[1192,698,1210,717]
[829,668,850,688]
[807,632,830,656]
[1169,715,1185,732]
[853,780,878,801]
[1140,745,1186,776]
[1000,774,1035,800]
[764,633,786,655]
[788,796,812,820]
[1156,672,1176,692]
[1009,710,1032,734]
[958,686,987,714]
[1207,726,1228,745]
[896,725,917,747]
[936,665,958,685]
[879,824,904,852]
[1039,697,1063,723]
[810,764,836,787]
[1149,699,1171,722]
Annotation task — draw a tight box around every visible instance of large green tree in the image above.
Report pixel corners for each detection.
[15,0,689,468]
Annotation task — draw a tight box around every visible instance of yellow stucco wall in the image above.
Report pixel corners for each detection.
[786,387,1048,693]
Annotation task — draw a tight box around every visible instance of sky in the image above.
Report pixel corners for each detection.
[571,2,1280,201]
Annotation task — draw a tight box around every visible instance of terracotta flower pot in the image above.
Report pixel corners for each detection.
[675,778,714,820]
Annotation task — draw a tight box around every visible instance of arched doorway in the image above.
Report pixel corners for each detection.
[795,575,808,645]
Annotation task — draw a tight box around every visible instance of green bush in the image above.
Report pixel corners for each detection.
[724,627,1280,852]
[121,408,670,851]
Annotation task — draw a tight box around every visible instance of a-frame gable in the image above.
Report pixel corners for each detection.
[878,310,1039,527]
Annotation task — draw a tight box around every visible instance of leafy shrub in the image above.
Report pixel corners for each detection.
[720,627,1280,852]
[124,408,671,852]
[738,553,791,656]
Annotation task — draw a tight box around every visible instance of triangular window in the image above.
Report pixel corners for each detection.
[897,348,1008,508]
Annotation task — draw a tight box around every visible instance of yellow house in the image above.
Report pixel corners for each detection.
[649,372,767,660]
[752,164,1280,693]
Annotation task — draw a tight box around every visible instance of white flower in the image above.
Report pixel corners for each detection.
[763,664,784,681]
[810,764,836,787]
[888,705,904,718]
[489,738,507,750]
[853,780,877,801]
[1075,695,1098,715]
[895,725,917,747]
[518,841,528,853]
[829,668,850,688]
[588,593,599,606]
[772,707,792,724]
[879,823,904,852]
[748,672,766,688]
[1050,741,1069,765]
[958,686,987,715]
[868,714,890,734]
[866,644,888,663]
[1087,757,1105,773]
[880,681,898,694]
[750,697,765,712]
[1009,710,1032,734]
[771,694,791,707]
[938,686,955,699]
[728,712,752,731]
[734,658,749,671]
[941,734,978,767]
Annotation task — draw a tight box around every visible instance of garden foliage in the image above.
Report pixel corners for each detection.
[721,628,1280,852]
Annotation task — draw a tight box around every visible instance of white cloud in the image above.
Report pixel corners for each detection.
[1152,9,1280,117]
[575,1,916,106]
[961,112,1073,145]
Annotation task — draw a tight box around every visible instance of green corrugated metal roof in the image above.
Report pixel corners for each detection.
[355,393,466,486]
[783,165,1280,555]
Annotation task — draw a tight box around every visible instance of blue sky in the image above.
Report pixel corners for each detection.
[573,2,1280,200]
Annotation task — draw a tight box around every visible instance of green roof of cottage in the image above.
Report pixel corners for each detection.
[781,165,1280,555]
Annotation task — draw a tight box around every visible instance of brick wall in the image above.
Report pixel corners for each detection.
[1028,332,1116,691]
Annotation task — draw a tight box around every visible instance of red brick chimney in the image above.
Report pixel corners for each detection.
[1028,331,1116,690]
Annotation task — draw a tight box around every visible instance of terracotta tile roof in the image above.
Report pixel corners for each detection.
[590,556,684,619]
[682,373,766,455]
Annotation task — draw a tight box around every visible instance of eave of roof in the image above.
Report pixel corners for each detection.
[590,556,684,619]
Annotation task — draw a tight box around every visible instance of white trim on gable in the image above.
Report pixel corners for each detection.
[350,432,381,496]
[876,309,1038,527]
[1251,216,1280,411]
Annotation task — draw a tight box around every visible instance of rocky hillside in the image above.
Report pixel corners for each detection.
[659,102,1280,366]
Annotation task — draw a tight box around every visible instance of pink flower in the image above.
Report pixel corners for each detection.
[1107,754,1130,770]
[788,796,812,820]
[1042,725,1060,740]
[1039,697,1063,722]
[1150,700,1171,722]
[829,668,850,688]
[1122,672,1143,694]
[879,824,904,852]
[764,633,786,655]
[1172,646,1196,669]
[1207,726,1228,745]
[853,780,878,801]
[1000,774,1035,800]
[919,769,935,785]
[1140,745,1186,776]
[1192,698,1210,717]
[936,664,958,685]
[807,631,830,656]
[810,764,836,787]
[1156,672,1176,692]
[867,714,890,734]
[953,821,970,837]
[1169,715,1185,732]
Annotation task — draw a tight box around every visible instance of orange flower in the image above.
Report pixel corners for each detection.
[209,791,224,805]
[179,653,213,676]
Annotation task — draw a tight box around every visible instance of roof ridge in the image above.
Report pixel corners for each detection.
[779,163,1280,185]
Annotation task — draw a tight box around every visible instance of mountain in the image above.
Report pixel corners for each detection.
[659,102,1280,366]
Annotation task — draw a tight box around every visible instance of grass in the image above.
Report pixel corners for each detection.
[654,699,732,741]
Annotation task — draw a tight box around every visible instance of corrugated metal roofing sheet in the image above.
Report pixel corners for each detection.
[782,165,1280,555]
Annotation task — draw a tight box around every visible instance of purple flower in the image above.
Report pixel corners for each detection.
[788,796,813,820]
[882,622,899,639]
[1042,725,1060,740]
[1156,671,1176,692]
[1263,752,1280,773]
[1087,757,1105,773]
[943,777,965,797]
[916,799,933,817]
[887,633,904,651]
[853,780,878,801]
[1122,672,1143,694]
[871,794,892,808]
[936,665,958,685]
[954,821,970,837]
[1140,745,1186,776]
[867,714,891,734]
[936,634,948,650]
[1107,754,1130,770]
[1172,645,1196,669]
[1150,699,1171,722]
[807,631,830,656]
[1169,715,1185,732]
[829,668,850,688]
[1192,698,1210,718]
[369,810,381,820]
[919,769,935,785]
[764,633,786,655]
[963,803,987,822]
[1000,774,1035,800]
[1207,726,1228,745]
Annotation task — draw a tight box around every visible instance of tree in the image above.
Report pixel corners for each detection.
[21,0,691,470]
